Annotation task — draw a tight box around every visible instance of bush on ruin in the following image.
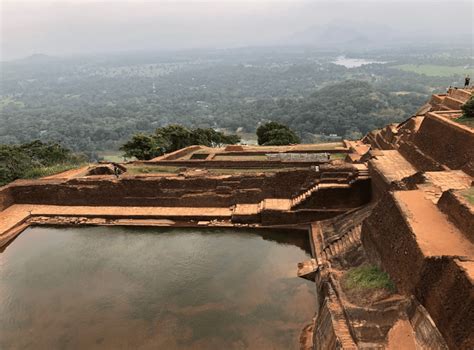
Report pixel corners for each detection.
[461,97,474,119]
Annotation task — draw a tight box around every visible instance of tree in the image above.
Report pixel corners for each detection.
[155,124,191,152]
[263,128,301,145]
[0,141,84,186]
[461,97,474,118]
[119,134,165,160]
[256,122,300,145]
[121,125,240,160]
[190,128,241,147]
[0,146,31,185]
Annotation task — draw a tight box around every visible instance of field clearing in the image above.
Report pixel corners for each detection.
[0,96,25,109]
[392,64,473,77]
[98,151,134,162]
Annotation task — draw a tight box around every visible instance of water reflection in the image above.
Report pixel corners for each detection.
[0,226,315,349]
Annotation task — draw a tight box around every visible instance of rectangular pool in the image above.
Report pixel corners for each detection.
[0,226,315,349]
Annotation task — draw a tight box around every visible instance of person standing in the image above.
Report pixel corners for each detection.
[465,75,471,88]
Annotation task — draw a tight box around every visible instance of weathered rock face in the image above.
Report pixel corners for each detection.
[85,164,116,176]
[438,189,474,243]
[7,167,365,209]
[0,187,13,211]
[413,114,474,175]
[8,171,316,207]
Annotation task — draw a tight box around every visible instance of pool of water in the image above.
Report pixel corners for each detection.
[333,55,386,68]
[0,226,315,349]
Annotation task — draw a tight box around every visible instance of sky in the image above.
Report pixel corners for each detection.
[1,0,472,60]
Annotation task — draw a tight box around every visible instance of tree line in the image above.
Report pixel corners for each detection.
[0,141,86,186]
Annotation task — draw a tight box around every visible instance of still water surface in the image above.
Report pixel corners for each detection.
[0,226,315,349]
[333,55,386,68]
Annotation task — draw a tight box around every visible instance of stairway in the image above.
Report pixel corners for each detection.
[321,225,362,262]
[353,164,370,181]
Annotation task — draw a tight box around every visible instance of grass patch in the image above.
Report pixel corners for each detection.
[207,167,307,174]
[213,154,268,161]
[392,64,473,77]
[462,187,474,205]
[343,265,395,292]
[455,115,474,128]
[126,165,181,174]
[330,153,347,160]
[22,163,86,179]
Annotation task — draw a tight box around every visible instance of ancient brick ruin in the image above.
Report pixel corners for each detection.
[0,87,473,349]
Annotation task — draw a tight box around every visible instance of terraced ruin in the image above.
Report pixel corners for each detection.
[0,87,473,349]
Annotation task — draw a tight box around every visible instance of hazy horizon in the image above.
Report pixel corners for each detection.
[1,0,472,61]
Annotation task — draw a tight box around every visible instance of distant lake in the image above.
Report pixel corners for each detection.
[0,226,315,349]
[333,56,386,68]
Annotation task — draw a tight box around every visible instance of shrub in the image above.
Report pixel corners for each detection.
[343,265,395,292]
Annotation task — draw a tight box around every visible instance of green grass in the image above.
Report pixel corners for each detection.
[126,165,181,174]
[392,64,473,77]
[330,153,347,160]
[343,265,395,292]
[455,115,474,128]
[22,163,86,179]
[462,187,474,205]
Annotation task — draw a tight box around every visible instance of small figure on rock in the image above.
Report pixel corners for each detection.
[465,75,470,88]
[112,163,121,179]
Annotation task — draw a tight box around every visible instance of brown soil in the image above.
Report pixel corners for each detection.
[386,319,417,350]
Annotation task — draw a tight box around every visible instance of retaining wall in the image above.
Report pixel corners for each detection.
[0,186,14,211]
[361,192,474,349]
[398,141,444,172]
[141,159,331,168]
[7,170,326,208]
[413,114,474,174]
[415,258,474,349]
[438,190,474,243]
[298,180,371,210]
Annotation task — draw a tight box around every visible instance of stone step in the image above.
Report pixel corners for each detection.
[297,258,318,281]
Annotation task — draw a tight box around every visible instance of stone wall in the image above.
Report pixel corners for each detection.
[8,170,324,208]
[413,114,474,175]
[0,186,14,211]
[438,190,474,243]
[312,299,339,349]
[361,192,474,349]
[143,159,332,168]
[161,145,203,160]
[361,192,426,293]
[298,180,371,210]
[407,299,449,349]
[398,141,444,172]
[415,258,474,349]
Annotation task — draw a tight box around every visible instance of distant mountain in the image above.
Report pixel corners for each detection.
[288,21,401,49]
[21,53,56,62]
